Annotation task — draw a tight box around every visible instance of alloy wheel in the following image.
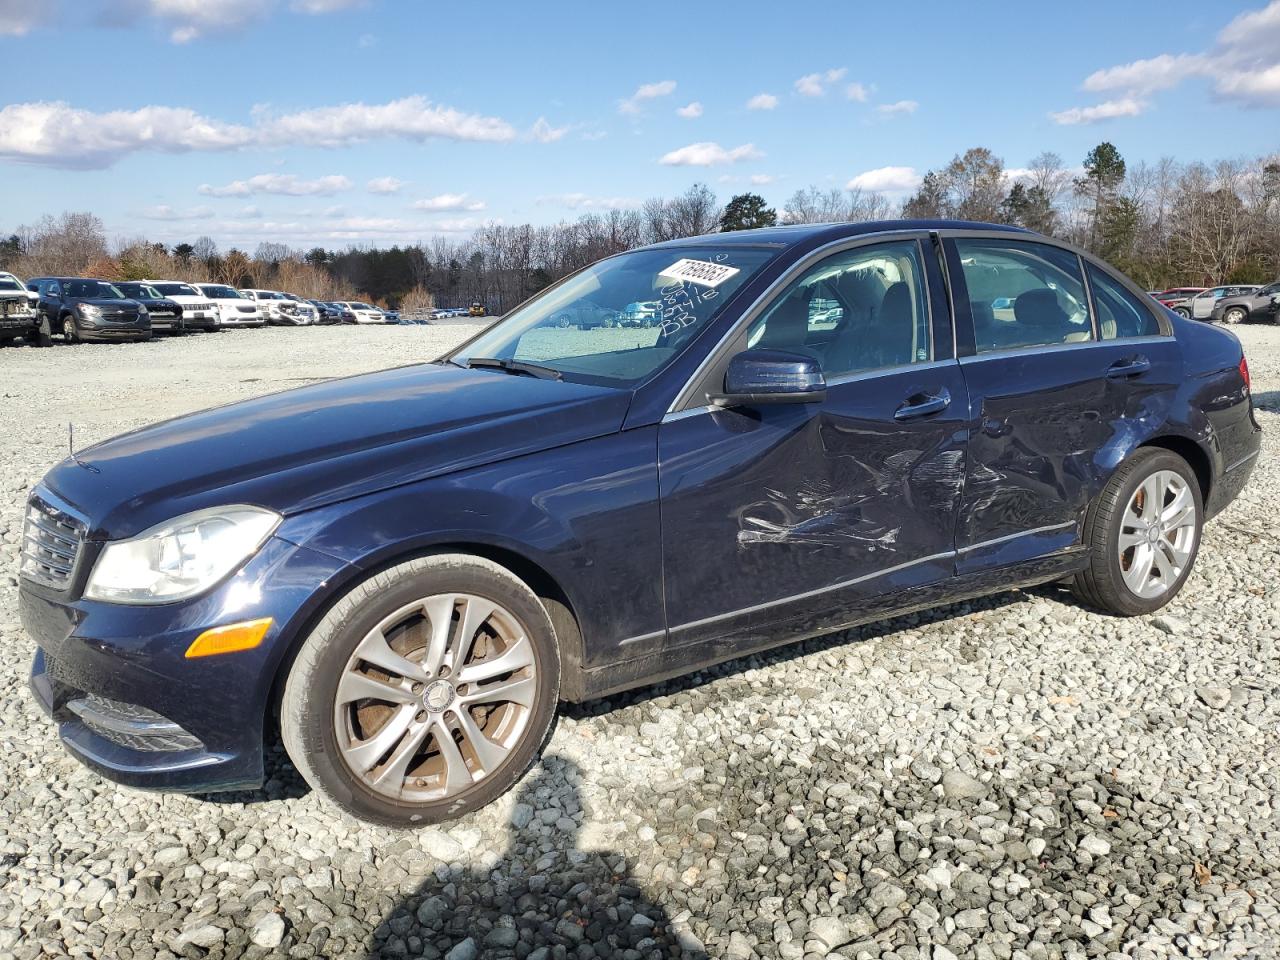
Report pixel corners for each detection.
[333,593,538,803]
[1117,470,1197,600]
[1225,307,1246,324]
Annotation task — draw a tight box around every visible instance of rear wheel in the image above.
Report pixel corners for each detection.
[1224,306,1247,325]
[1173,307,1191,318]
[1072,448,1202,615]
[282,554,560,827]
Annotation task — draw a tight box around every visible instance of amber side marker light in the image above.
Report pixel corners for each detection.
[185,617,274,658]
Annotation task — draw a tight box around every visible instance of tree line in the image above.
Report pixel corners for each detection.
[2,143,1275,313]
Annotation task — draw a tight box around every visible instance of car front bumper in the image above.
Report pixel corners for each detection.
[21,533,351,793]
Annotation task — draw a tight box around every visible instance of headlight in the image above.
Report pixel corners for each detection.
[85,505,281,604]
[79,304,102,318]
[137,304,149,316]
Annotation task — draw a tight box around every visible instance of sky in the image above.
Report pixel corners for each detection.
[1,0,1278,252]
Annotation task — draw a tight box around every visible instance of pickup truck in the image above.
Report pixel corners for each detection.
[0,273,49,346]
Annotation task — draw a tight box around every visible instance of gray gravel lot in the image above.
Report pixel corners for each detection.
[1,325,1279,960]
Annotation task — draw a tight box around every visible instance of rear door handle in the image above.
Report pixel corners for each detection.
[894,388,951,421]
[1107,356,1151,379]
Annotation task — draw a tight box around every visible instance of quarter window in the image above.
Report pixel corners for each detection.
[745,240,931,378]
[1086,264,1162,339]
[956,239,1091,352]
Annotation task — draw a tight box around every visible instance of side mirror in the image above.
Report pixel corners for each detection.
[709,348,827,407]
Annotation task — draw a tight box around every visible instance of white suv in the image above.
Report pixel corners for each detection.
[144,281,219,331]
[281,293,319,325]
[335,300,388,324]
[196,284,263,328]
[240,289,303,325]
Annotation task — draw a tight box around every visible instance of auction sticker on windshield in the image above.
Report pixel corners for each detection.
[659,258,741,288]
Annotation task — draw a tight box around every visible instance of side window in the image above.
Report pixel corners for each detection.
[1087,264,1162,339]
[954,239,1091,352]
[746,239,930,377]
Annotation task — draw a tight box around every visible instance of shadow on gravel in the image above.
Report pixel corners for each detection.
[191,737,311,806]
[1250,388,1280,413]
[366,755,703,959]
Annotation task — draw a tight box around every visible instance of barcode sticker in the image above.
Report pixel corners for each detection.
[658,258,741,288]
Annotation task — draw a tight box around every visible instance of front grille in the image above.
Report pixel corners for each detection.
[236,304,256,313]
[20,495,86,589]
[102,310,139,323]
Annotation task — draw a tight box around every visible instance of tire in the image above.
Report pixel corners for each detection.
[1173,307,1191,318]
[1071,448,1203,616]
[1224,306,1247,325]
[281,554,561,827]
[31,317,53,347]
[61,315,78,343]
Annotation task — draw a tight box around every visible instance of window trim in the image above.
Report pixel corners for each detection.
[667,229,939,412]
[1082,258,1164,342]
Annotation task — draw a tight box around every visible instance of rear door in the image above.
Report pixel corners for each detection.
[657,234,968,652]
[944,234,1181,573]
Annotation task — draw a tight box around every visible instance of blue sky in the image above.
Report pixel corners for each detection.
[2,0,1278,250]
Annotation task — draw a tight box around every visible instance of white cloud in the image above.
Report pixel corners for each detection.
[198,173,353,197]
[0,101,254,168]
[289,0,366,11]
[257,95,516,146]
[845,82,871,102]
[794,68,847,97]
[618,80,677,115]
[746,93,778,111]
[366,176,406,194]
[676,101,703,119]
[659,141,763,167]
[430,217,491,233]
[1083,53,1202,95]
[876,99,919,116]
[750,174,775,186]
[530,117,569,142]
[1049,97,1146,125]
[0,0,44,35]
[0,96,518,168]
[411,193,486,212]
[140,204,215,220]
[537,193,642,210]
[357,32,375,47]
[581,130,608,141]
[1065,2,1280,113]
[148,0,262,42]
[846,165,922,193]
[240,204,263,218]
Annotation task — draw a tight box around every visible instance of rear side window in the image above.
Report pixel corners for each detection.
[1086,264,1161,339]
[955,239,1091,353]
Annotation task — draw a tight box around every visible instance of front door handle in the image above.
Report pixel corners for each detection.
[1107,356,1151,379]
[894,388,951,421]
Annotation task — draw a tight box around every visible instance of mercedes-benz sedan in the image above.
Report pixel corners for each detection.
[20,220,1259,826]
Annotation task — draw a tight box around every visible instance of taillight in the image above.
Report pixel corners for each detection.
[1240,355,1251,392]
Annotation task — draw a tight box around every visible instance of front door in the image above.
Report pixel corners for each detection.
[657,237,968,651]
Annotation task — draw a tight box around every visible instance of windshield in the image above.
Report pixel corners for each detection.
[352,303,375,310]
[117,283,162,300]
[0,279,22,292]
[153,282,199,297]
[66,280,124,298]
[452,245,776,385]
[201,285,243,299]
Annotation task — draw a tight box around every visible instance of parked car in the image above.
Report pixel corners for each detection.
[143,281,219,332]
[114,282,185,335]
[19,220,1260,826]
[1210,281,1280,324]
[196,284,263,328]
[1179,285,1260,320]
[309,300,342,324]
[620,301,659,327]
[0,274,48,346]
[384,308,401,324]
[550,301,620,329]
[28,277,152,343]
[1154,287,1207,315]
[281,294,319,325]
[240,289,302,325]
[333,300,388,324]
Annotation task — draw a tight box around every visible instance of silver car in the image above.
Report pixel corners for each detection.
[1180,284,1260,320]
[1210,281,1280,324]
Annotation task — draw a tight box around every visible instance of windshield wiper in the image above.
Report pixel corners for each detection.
[465,357,563,380]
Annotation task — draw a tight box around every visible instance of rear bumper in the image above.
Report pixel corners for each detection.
[1207,423,1262,520]
[20,535,352,793]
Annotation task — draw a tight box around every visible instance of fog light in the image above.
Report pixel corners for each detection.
[185,617,273,658]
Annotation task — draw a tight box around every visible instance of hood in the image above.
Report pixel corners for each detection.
[43,363,632,540]
[80,298,138,309]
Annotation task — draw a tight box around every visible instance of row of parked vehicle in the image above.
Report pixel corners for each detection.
[0,271,426,346]
[1150,282,1280,324]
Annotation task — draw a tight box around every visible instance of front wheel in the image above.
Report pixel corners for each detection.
[282,554,560,827]
[31,317,53,347]
[61,316,78,343]
[1223,306,1247,325]
[1072,448,1202,616]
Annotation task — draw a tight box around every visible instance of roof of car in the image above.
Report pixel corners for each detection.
[646,219,1035,250]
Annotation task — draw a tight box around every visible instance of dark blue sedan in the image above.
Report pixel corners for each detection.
[19,220,1260,826]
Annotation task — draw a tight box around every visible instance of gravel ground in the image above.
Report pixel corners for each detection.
[1,325,1278,960]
